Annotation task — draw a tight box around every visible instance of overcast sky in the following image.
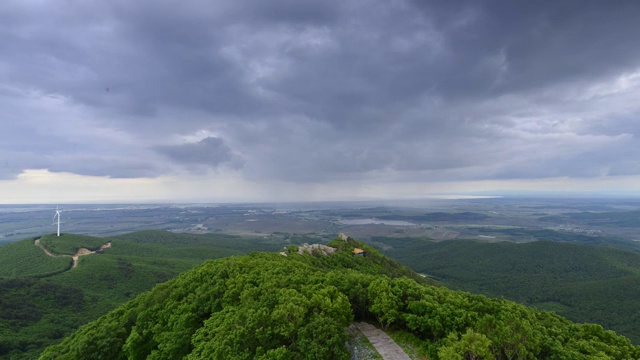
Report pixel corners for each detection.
[2,0,640,203]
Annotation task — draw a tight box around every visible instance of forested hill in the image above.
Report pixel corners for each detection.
[0,231,288,359]
[40,238,639,360]
[379,237,640,343]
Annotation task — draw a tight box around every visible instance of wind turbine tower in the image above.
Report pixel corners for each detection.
[53,207,62,237]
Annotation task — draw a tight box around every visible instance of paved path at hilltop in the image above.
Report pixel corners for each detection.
[355,322,411,360]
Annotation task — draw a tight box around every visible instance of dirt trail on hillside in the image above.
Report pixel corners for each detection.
[35,239,112,269]
[355,322,411,360]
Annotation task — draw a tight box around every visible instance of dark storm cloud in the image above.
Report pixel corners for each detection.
[425,0,640,95]
[156,137,238,168]
[2,0,640,184]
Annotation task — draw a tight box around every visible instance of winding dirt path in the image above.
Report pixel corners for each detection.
[354,322,411,360]
[35,239,112,269]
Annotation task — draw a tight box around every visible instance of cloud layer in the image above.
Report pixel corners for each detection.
[2,0,640,196]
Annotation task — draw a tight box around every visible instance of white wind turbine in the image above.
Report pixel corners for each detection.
[53,206,62,237]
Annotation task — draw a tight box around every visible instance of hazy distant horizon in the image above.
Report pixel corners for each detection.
[3,193,640,207]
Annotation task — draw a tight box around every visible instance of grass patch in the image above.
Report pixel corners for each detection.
[0,239,71,277]
[39,234,108,255]
[347,324,383,360]
[388,329,429,360]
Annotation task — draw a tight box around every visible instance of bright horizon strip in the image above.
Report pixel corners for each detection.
[1,169,640,204]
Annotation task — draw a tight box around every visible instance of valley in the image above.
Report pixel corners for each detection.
[3,198,640,247]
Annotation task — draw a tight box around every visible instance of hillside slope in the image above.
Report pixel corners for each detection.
[40,238,639,360]
[378,237,640,343]
[0,231,287,360]
[0,237,72,277]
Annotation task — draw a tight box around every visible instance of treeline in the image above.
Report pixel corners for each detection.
[40,238,639,359]
[108,230,283,257]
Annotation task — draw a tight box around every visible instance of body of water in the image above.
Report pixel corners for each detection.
[339,218,415,226]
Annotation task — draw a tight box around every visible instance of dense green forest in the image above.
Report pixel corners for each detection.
[4,231,640,359]
[378,237,640,343]
[0,231,287,359]
[40,238,639,359]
